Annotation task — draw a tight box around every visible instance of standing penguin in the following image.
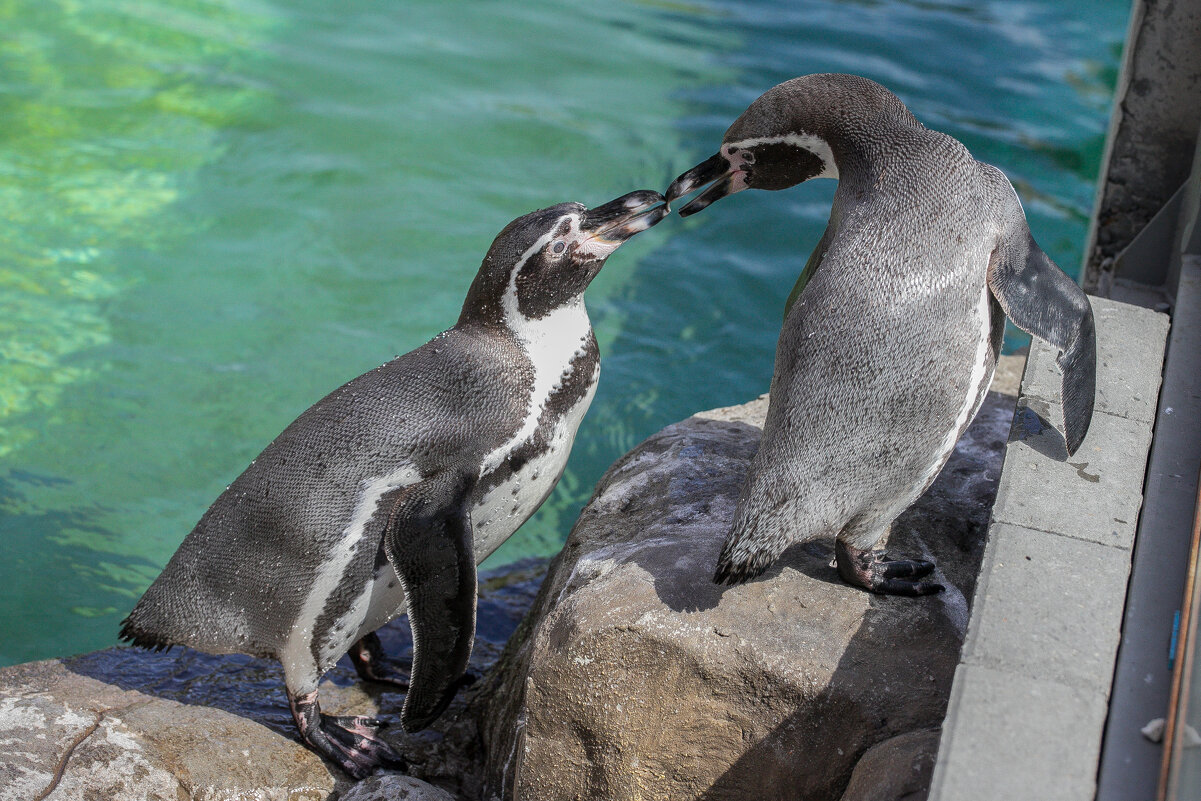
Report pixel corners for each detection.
[666,74,1094,595]
[120,190,667,777]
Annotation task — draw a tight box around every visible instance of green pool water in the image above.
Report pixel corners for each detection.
[0,0,1128,666]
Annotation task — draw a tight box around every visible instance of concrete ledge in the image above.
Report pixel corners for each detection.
[929,296,1169,800]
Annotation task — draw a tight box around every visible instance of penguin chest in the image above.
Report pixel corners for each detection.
[470,358,599,560]
[470,302,601,561]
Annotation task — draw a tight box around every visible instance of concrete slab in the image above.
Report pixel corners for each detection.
[990,406,1151,549]
[1019,297,1169,424]
[931,296,1168,801]
[961,523,1131,693]
[932,664,1108,801]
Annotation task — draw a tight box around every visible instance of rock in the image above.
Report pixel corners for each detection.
[475,391,1015,801]
[0,659,336,801]
[838,729,940,801]
[341,773,460,801]
[0,558,546,801]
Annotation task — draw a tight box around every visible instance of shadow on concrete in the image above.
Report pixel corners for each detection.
[1009,402,1069,461]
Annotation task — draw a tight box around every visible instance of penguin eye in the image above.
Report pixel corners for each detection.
[552,241,566,254]
[742,150,755,164]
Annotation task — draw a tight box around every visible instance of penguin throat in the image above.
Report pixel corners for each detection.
[485,283,592,478]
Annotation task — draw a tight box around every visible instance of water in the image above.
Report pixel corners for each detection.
[0,0,1128,666]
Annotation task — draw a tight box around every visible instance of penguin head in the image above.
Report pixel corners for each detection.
[666,74,912,216]
[461,190,666,324]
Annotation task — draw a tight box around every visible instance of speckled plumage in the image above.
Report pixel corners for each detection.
[667,74,1095,591]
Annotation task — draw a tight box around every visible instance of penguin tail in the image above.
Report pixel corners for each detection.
[712,538,774,586]
[712,558,768,586]
[118,614,176,653]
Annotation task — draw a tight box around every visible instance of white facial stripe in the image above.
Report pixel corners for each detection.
[727,133,839,179]
[482,214,593,477]
[281,462,421,689]
[510,217,574,279]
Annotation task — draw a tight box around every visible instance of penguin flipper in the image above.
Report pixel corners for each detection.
[783,221,833,318]
[382,470,477,733]
[986,202,1096,456]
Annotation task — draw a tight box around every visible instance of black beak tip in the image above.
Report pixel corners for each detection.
[664,178,690,205]
[665,152,731,215]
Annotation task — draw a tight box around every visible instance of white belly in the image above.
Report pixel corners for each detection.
[329,376,597,666]
[315,294,598,675]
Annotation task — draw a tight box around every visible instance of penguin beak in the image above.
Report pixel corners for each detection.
[582,190,669,244]
[665,152,743,217]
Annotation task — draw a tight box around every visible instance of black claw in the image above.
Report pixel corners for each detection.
[879,559,936,580]
[877,578,946,597]
[289,690,407,778]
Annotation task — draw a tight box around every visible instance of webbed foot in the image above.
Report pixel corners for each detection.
[289,689,407,779]
[349,633,411,690]
[835,539,944,597]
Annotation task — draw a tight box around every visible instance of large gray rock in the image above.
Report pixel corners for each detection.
[475,388,1016,801]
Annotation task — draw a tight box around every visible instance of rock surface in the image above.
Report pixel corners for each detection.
[0,559,547,801]
[839,729,940,801]
[474,387,1017,801]
[340,774,460,801]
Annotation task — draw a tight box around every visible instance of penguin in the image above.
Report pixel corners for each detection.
[665,74,1095,595]
[119,190,668,777]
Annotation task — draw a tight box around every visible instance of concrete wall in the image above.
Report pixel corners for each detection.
[1083,0,1201,293]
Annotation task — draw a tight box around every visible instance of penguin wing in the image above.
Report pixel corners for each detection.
[983,165,1096,456]
[382,469,477,732]
[784,221,834,318]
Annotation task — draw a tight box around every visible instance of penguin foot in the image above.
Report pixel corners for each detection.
[289,689,408,779]
[349,634,482,695]
[834,540,945,597]
[349,633,411,690]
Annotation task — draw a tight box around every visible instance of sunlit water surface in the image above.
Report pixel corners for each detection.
[0,0,1128,664]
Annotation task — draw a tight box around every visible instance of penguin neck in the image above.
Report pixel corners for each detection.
[458,262,510,330]
[782,107,922,189]
[501,290,591,358]
[792,124,890,189]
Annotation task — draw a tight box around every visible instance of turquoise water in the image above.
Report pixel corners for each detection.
[0,0,1128,666]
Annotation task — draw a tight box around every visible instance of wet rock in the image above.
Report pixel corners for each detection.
[475,391,1015,801]
[0,559,547,801]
